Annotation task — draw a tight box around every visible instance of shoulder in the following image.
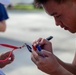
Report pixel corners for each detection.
[0,3,5,9]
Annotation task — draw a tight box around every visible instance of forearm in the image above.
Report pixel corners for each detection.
[50,65,74,75]
[55,55,76,74]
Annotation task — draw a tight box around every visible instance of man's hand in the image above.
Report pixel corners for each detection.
[0,51,14,68]
[32,38,53,53]
[31,50,59,74]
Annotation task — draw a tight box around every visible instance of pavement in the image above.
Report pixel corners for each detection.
[0,10,76,75]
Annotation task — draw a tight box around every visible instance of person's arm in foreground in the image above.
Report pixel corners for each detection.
[55,54,76,75]
[31,50,74,75]
[0,3,8,32]
[0,20,6,32]
[0,51,14,68]
[31,38,76,75]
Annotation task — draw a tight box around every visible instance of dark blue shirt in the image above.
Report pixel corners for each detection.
[0,3,9,21]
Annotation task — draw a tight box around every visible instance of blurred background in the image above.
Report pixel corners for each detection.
[0,0,76,75]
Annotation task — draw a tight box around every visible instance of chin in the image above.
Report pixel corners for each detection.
[69,30,76,33]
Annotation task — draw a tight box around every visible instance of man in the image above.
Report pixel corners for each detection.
[0,1,14,75]
[0,0,10,32]
[31,0,76,75]
[0,0,14,67]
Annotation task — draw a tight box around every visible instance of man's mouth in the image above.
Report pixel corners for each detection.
[60,25,68,30]
[64,27,68,30]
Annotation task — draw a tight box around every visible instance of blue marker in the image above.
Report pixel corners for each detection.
[36,44,42,51]
[36,36,53,51]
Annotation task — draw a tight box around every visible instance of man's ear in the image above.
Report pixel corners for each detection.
[72,0,76,7]
[72,0,76,3]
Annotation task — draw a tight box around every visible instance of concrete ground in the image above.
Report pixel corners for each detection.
[0,10,76,75]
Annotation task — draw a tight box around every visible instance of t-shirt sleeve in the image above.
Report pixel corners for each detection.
[0,3,9,21]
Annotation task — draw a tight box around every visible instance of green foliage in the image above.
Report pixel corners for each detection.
[14,4,33,10]
[13,4,38,10]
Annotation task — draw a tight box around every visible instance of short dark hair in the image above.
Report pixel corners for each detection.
[34,0,68,7]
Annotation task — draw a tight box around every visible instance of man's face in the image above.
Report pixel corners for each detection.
[43,1,76,33]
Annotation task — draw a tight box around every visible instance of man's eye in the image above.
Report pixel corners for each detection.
[56,15,61,18]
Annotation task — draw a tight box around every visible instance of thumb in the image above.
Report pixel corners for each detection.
[41,50,52,57]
